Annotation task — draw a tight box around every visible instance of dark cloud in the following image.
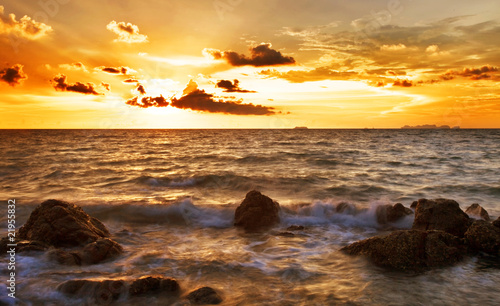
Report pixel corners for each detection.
[441,65,499,81]
[204,43,295,67]
[392,79,413,87]
[126,96,169,108]
[99,66,133,75]
[171,81,274,115]
[51,74,102,95]
[216,79,256,93]
[0,64,27,86]
[101,82,110,91]
[123,78,139,83]
[136,84,146,95]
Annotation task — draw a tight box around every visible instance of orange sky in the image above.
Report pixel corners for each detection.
[1,0,499,128]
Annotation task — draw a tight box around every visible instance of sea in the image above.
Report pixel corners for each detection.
[0,129,499,305]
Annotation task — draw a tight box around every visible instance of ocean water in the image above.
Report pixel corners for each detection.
[0,129,499,305]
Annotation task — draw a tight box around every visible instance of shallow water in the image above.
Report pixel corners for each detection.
[0,129,499,305]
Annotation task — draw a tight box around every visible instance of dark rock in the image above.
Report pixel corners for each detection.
[464,220,500,256]
[376,203,413,224]
[341,230,465,271]
[465,203,490,221]
[494,217,500,229]
[47,249,81,265]
[129,276,180,296]
[234,190,280,230]
[19,199,109,247]
[1,237,49,253]
[57,279,127,303]
[412,198,471,237]
[79,238,123,265]
[186,287,223,305]
[336,202,357,215]
[286,225,305,231]
[410,201,418,210]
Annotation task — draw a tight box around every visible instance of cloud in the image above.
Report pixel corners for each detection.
[101,82,110,91]
[204,43,295,67]
[260,67,358,83]
[106,21,148,43]
[216,79,256,92]
[380,44,407,51]
[441,65,499,81]
[0,5,52,39]
[0,64,28,86]
[97,66,135,75]
[126,96,169,108]
[123,78,139,84]
[136,84,146,95]
[168,80,275,115]
[59,62,88,72]
[392,79,413,87]
[51,74,102,95]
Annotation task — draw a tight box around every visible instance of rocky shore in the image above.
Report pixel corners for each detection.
[2,191,499,303]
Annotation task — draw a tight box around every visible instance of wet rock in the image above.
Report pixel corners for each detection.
[287,225,305,231]
[47,249,81,265]
[57,279,127,303]
[234,190,280,230]
[0,237,49,253]
[494,217,500,229]
[464,220,500,256]
[186,287,223,305]
[412,198,471,237]
[410,201,418,210]
[129,276,180,296]
[376,203,413,224]
[336,202,357,215]
[79,238,123,265]
[19,199,109,247]
[341,230,465,271]
[465,203,490,221]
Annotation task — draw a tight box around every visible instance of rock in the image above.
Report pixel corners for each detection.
[47,249,81,265]
[58,279,127,303]
[186,287,223,305]
[465,203,490,221]
[19,199,110,247]
[79,238,123,265]
[286,225,305,231]
[234,190,280,230]
[336,202,357,215]
[410,201,418,210]
[341,230,465,271]
[1,237,49,254]
[494,217,500,229]
[129,276,180,296]
[412,198,471,237]
[464,220,500,256]
[376,203,413,224]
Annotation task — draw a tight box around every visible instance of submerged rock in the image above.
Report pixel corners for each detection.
[129,276,180,296]
[336,202,357,215]
[341,230,465,271]
[376,203,413,224]
[0,238,49,254]
[412,198,471,237]
[465,203,490,221]
[234,190,280,230]
[186,287,223,305]
[19,199,109,247]
[57,279,127,303]
[465,220,500,256]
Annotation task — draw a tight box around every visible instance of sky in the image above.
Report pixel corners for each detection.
[0,0,499,128]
